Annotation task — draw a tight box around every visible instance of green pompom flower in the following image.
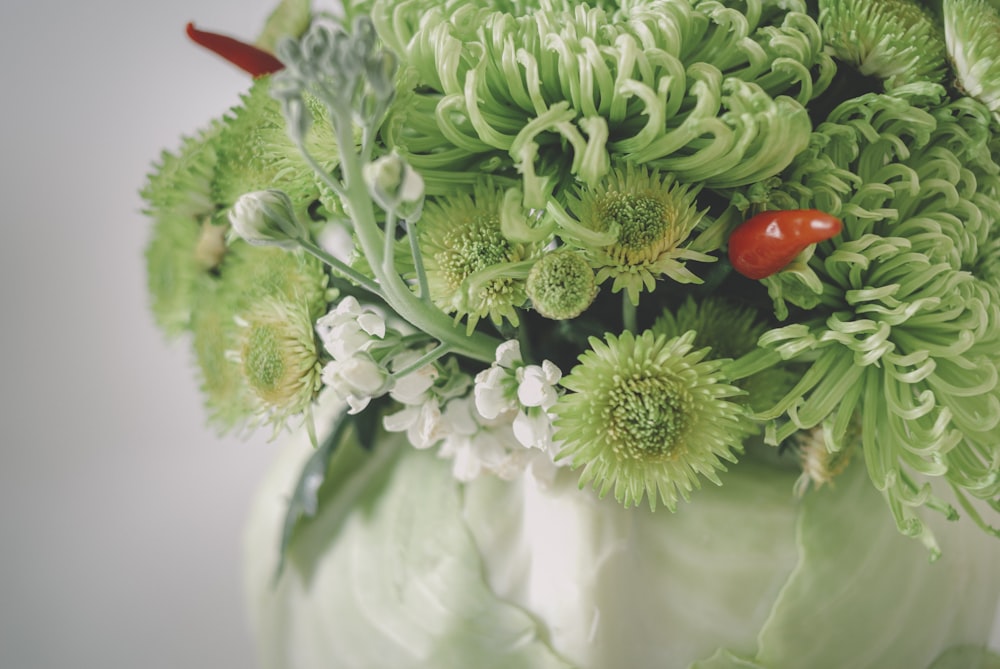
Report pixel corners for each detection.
[525,249,597,320]
[554,329,746,511]
[561,164,713,305]
[417,183,542,332]
[819,0,948,88]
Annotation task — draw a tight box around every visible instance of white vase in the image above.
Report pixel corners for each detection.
[244,402,1000,669]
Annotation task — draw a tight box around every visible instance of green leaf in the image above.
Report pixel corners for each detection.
[255,0,311,53]
[688,648,767,669]
[273,406,350,580]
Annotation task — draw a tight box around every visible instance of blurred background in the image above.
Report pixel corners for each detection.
[0,1,997,668]
[0,1,290,667]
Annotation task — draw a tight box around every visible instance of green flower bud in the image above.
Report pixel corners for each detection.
[363,152,424,221]
[525,249,596,320]
[229,189,308,249]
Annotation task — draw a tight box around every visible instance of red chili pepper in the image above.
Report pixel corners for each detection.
[728,209,842,280]
[185,22,285,78]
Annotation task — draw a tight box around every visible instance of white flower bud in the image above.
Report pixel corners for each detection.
[363,152,425,221]
[228,189,308,248]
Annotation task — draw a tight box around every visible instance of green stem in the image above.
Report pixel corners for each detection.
[330,109,501,363]
[407,219,431,302]
[390,342,453,379]
[297,238,382,296]
[622,295,637,333]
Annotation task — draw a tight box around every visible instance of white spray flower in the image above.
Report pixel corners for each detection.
[321,352,388,414]
[316,296,386,361]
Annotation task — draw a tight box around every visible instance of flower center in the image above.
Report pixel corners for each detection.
[597,192,670,264]
[605,374,693,459]
[437,217,513,293]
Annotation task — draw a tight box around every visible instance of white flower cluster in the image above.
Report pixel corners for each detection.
[384,339,565,485]
[316,297,389,414]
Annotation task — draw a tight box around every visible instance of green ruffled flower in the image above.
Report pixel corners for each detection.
[235,298,324,428]
[191,244,329,432]
[417,183,542,332]
[819,0,948,89]
[559,164,712,305]
[213,76,342,220]
[554,329,746,511]
[756,85,1000,551]
[142,124,222,337]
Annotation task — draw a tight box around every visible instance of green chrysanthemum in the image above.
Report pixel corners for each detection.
[561,164,712,304]
[819,0,948,89]
[652,297,797,414]
[235,298,323,427]
[377,0,826,198]
[190,244,329,432]
[756,85,1000,551]
[417,183,541,332]
[213,76,342,219]
[944,0,1000,121]
[554,329,746,511]
[142,125,222,337]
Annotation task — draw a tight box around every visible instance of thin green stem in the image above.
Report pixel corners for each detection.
[407,219,431,302]
[297,238,383,296]
[382,211,398,276]
[622,295,637,333]
[329,109,501,363]
[391,342,452,379]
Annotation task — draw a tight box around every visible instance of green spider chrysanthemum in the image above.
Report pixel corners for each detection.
[561,164,712,305]
[376,0,826,198]
[235,298,323,428]
[554,329,746,511]
[944,0,1000,121]
[757,85,1000,551]
[417,183,542,332]
[819,0,948,89]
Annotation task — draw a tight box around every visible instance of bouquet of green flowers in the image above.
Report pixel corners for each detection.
[144,0,1000,666]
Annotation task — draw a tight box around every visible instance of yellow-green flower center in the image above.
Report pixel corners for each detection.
[243,324,286,399]
[599,192,669,260]
[606,375,692,459]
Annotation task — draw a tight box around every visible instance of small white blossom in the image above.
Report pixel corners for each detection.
[383,400,442,449]
[389,350,439,405]
[474,365,517,420]
[437,397,512,482]
[316,297,386,361]
[321,353,388,414]
[495,339,522,368]
[516,360,561,409]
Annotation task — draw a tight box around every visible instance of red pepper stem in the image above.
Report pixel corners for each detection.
[185,22,285,78]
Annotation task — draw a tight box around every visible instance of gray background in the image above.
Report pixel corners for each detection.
[0,1,997,668]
